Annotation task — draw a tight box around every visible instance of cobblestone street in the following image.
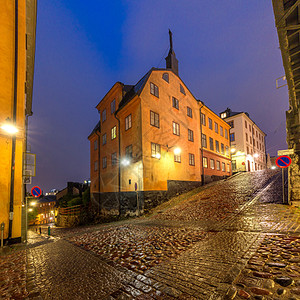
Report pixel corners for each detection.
[1,170,300,299]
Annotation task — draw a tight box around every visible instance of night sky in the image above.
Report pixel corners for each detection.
[28,0,289,193]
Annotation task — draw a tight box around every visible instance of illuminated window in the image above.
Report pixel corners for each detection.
[201,113,206,126]
[222,162,225,172]
[220,126,223,137]
[216,161,220,170]
[174,153,181,163]
[111,126,117,140]
[210,159,215,169]
[225,146,229,156]
[230,133,235,142]
[203,157,208,168]
[187,107,192,118]
[150,111,159,128]
[220,112,226,118]
[225,129,228,139]
[215,140,220,152]
[232,160,236,171]
[151,143,160,159]
[227,164,230,172]
[221,143,224,154]
[125,114,132,130]
[188,129,194,142]
[173,122,180,135]
[189,153,195,166]
[150,82,159,97]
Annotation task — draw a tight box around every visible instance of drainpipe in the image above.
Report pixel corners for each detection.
[114,112,121,216]
[8,0,19,240]
[95,129,101,214]
[199,101,204,185]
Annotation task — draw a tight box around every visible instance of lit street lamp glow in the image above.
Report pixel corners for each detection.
[174,147,181,155]
[231,148,236,153]
[155,153,161,159]
[30,201,36,206]
[1,123,18,134]
[271,166,276,169]
[28,208,33,212]
[253,153,259,158]
[121,159,130,166]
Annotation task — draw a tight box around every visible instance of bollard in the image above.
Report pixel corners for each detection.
[48,226,50,236]
[1,223,4,248]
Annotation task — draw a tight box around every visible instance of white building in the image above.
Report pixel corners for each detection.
[220,108,267,172]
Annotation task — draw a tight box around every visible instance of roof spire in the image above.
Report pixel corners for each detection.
[165,29,179,75]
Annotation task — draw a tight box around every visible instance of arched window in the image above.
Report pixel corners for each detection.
[162,73,169,83]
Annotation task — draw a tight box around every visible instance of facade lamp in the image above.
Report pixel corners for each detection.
[121,158,130,166]
[1,118,18,135]
[231,148,236,153]
[173,147,181,155]
[253,153,259,158]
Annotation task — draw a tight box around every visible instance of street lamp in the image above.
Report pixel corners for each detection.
[121,158,130,166]
[253,153,259,158]
[173,147,181,155]
[1,118,18,135]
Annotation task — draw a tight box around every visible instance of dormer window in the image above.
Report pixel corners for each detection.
[221,112,227,119]
[162,73,169,83]
[180,84,186,95]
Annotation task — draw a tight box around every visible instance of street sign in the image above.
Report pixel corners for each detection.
[135,182,138,191]
[276,156,292,168]
[31,186,42,198]
[277,149,294,156]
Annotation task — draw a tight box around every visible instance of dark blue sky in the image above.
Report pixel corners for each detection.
[28,0,288,192]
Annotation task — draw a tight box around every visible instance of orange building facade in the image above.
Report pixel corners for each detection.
[89,38,231,216]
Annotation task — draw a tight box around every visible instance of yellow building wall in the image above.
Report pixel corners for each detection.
[140,70,202,191]
[0,0,26,240]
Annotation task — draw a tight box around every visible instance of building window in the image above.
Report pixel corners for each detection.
[215,122,218,133]
[102,109,106,123]
[247,146,249,154]
[221,143,224,154]
[245,120,247,128]
[94,140,98,151]
[246,133,248,142]
[201,113,206,126]
[189,153,195,166]
[173,122,180,135]
[94,161,98,171]
[216,161,220,171]
[111,99,116,114]
[253,138,256,147]
[150,82,159,97]
[225,146,229,156]
[125,114,132,130]
[111,152,117,166]
[151,143,161,159]
[102,157,107,169]
[249,126,251,133]
[220,112,227,119]
[201,133,207,148]
[203,157,208,168]
[209,137,214,150]
[174,153,181,163]
[180,84,186,95]
[225,129,228,139]
[232,160,236,171]
[227,164,230,173]
[111,126,117,140]
[125,145,133,158]
[230,133,235,142]
[215,140,220,153]
[208,118,213,130]
[172,97,179,109]
[102,133,107,145]
[187,107,192,118]
[162,73,169,83]
[220,126,223,137]
[228,121,234,128]
[150,111,159,128]
[256,131,258,137]
[210,159,215,169]
[222,162,225,172]
[188,129,194,142]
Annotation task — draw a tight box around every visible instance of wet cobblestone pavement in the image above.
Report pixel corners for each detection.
[1,169,300,299]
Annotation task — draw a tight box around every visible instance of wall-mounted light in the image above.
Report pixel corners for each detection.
[1,118,18,135]
[174,147,181,155]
